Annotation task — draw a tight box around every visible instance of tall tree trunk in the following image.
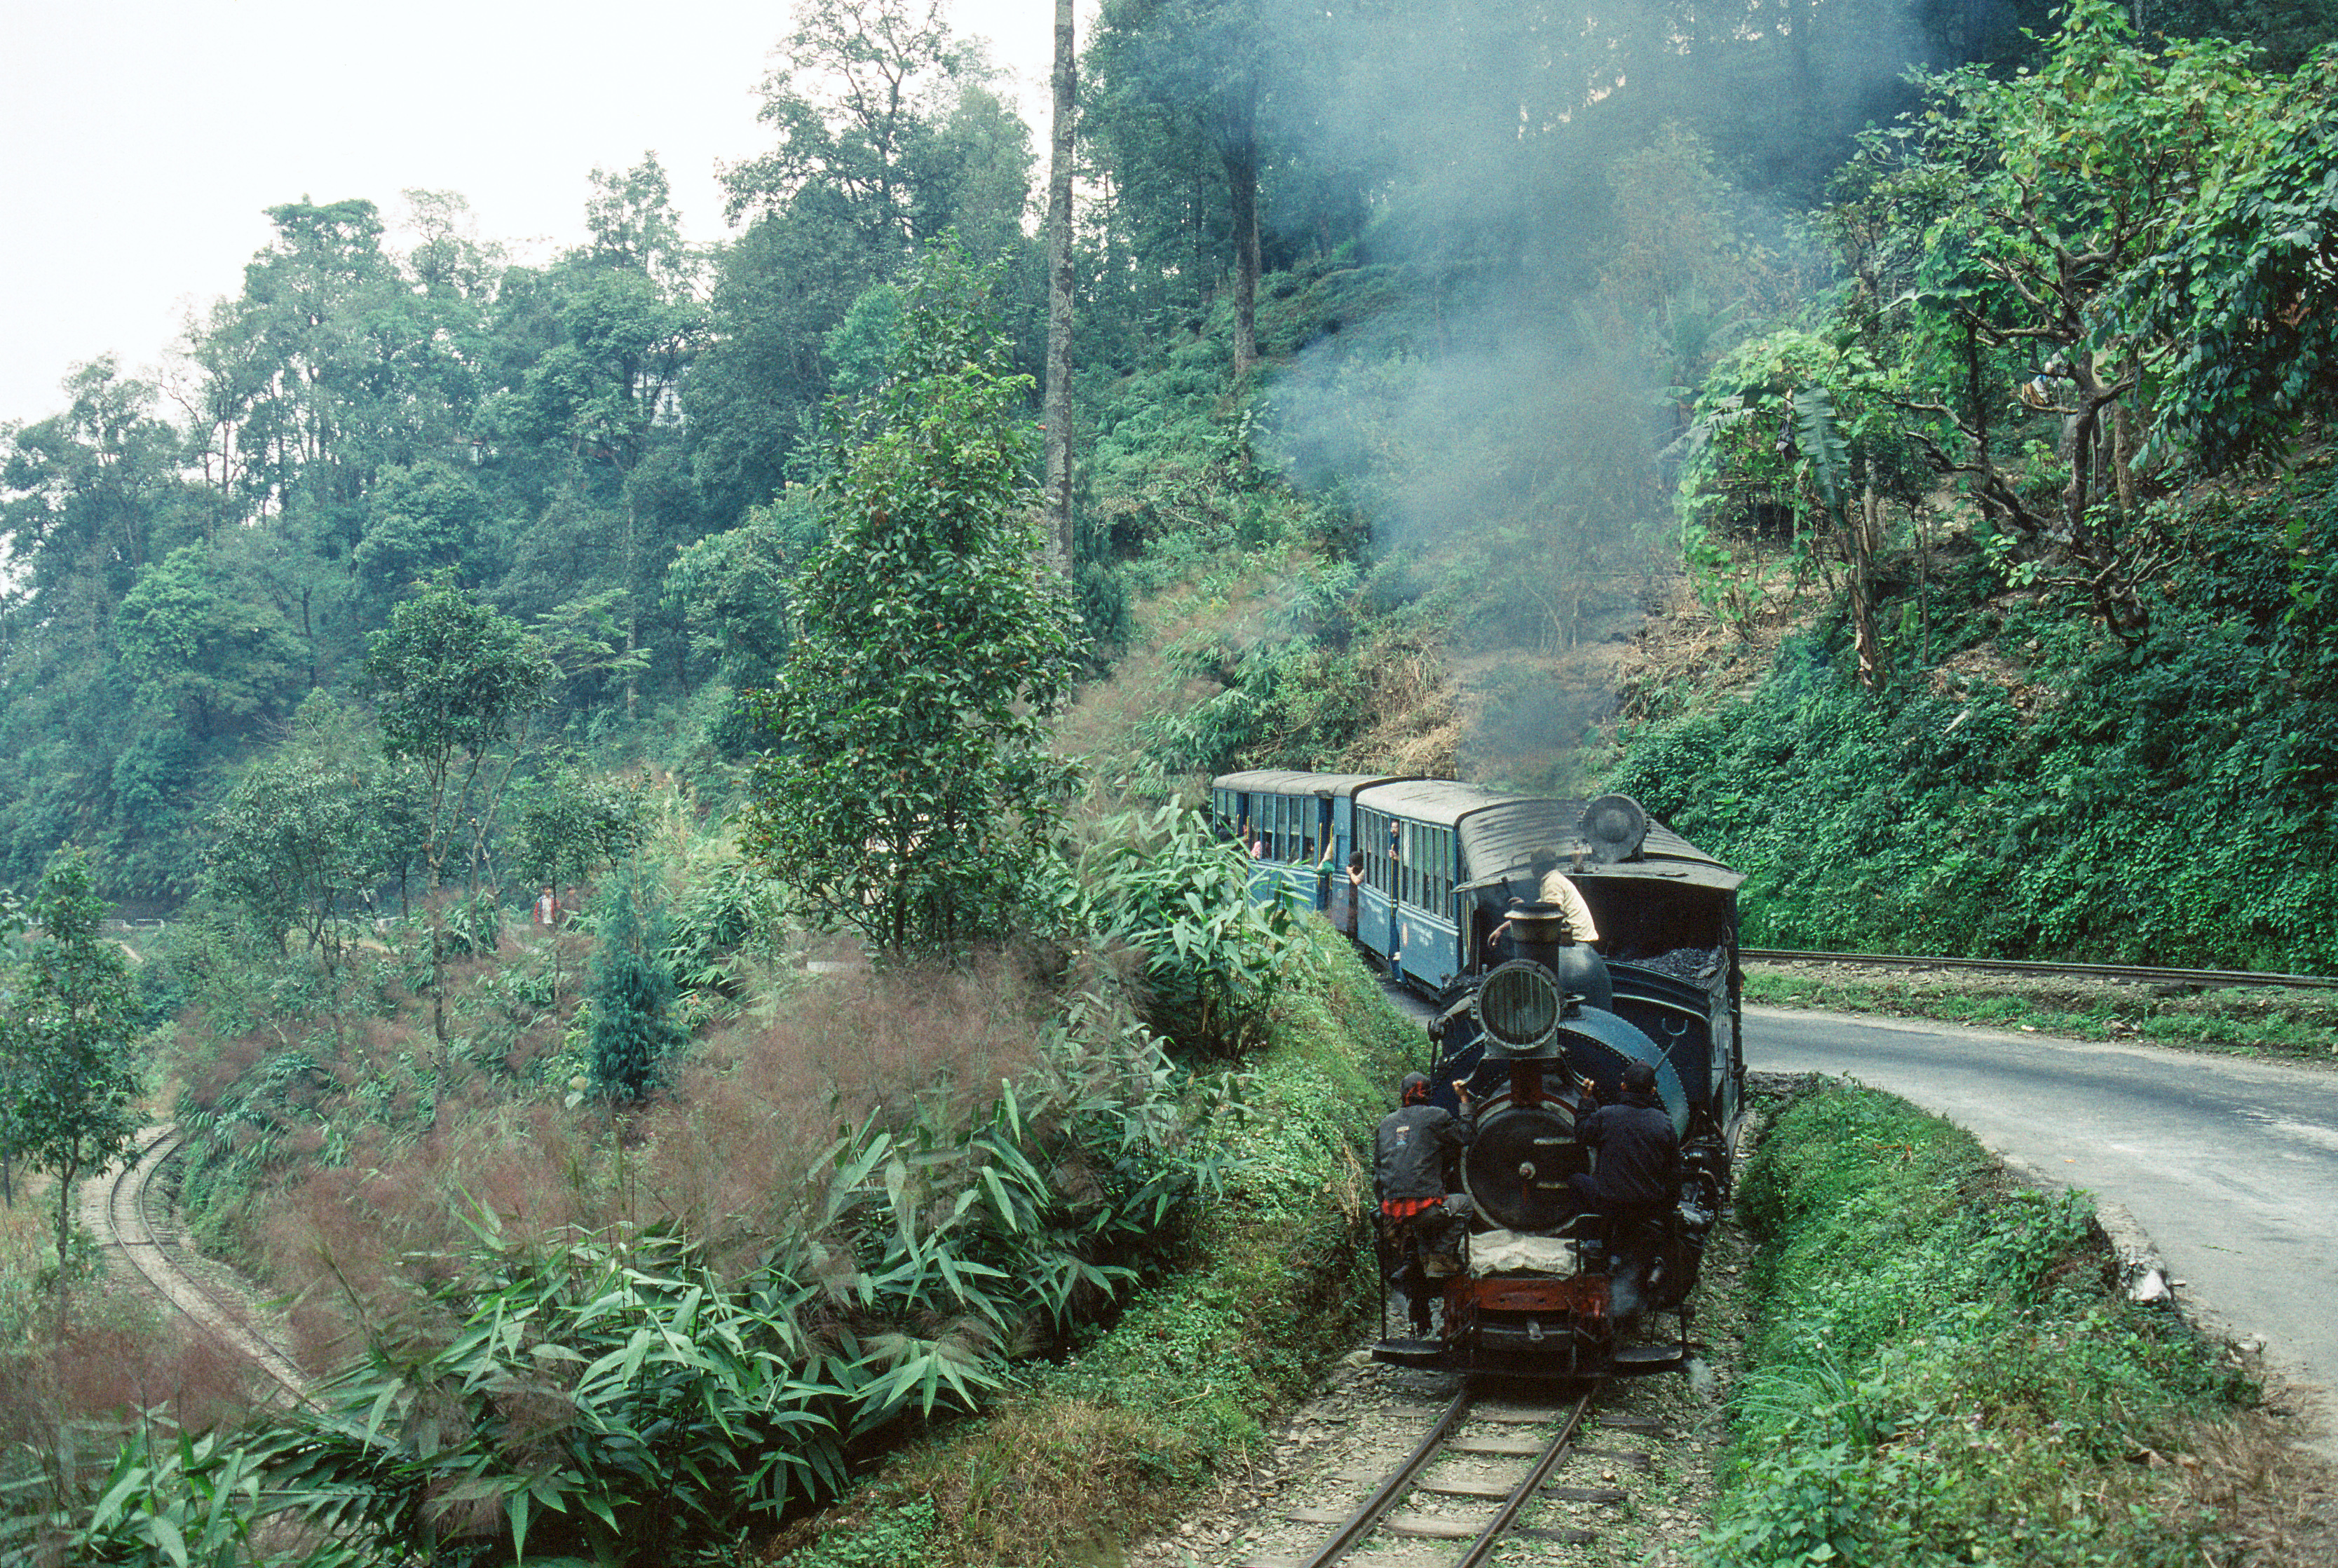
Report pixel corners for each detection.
[1226,144,1260,374]
[1042,0,1077,580]
[1851,486,1884,690]
[624,491,641,723]
[53,1152,79,1340]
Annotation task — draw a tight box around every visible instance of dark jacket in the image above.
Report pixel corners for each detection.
[1576,1091,1680,1209]
[1376,1102,1474,1203]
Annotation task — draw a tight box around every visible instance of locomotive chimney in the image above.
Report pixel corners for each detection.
[1512,904,1612,1014]
[1509,906,1574,971]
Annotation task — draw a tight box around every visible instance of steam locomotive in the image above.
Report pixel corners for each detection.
[1211,771,1744,1376]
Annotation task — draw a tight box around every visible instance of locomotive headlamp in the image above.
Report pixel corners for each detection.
[1475,960,1565,1055]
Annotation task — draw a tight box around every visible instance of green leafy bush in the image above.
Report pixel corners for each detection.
[1704,1080,2250,1567]
[1068,807,1312,1058]
[587,869,686,1100]
[777,928,1415,1568]
[1614,467,2338,975]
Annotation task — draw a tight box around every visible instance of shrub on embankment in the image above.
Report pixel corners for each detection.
[767,929,1415,1568]
[1611,463,2338,975]
[1704,1079,2259,1567]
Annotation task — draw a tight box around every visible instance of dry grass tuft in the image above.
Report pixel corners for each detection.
[0,1307,264,1457]
[930,1398,1197,1565]
[211,949,1070,1367]
[2170,1395,2338,1567]
[643,955,1056,1258]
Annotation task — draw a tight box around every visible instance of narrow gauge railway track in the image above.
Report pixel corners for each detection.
[1744,948,2338,992]
[88,1126,313,1410]
[1239,1382,1659,1568]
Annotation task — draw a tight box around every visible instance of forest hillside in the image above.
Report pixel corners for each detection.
[0,0,2334,1558]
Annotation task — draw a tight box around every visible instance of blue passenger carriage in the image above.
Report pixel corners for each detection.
[1209,770,1412,927]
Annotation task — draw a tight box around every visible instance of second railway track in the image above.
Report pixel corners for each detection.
[86,1124,313,1410]
[1744,947,2338,991]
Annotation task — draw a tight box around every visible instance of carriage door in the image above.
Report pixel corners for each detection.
[1369,808,1401,961]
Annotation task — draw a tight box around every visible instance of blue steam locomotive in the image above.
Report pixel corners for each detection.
[1212,770,1745,1375]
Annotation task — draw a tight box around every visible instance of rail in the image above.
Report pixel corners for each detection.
[1742,948,2338,992]
[95,1126,313,1410]
[1242,1384,1623,1568]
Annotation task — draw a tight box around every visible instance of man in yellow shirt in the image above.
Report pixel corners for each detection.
[1529,847,1600,946]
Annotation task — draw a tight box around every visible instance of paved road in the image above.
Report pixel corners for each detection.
[1748,1005,2338,1454]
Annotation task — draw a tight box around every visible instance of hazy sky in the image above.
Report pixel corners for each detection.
[0,0,1067,432]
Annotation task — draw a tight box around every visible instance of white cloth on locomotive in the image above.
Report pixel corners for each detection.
[1467,1228,1581,1279]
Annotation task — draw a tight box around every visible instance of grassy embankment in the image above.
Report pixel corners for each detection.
[1712,1077,2307,1567]
[768,928,1417,1568]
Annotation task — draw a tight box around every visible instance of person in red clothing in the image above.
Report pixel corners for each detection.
[1375,1072,1475,1336]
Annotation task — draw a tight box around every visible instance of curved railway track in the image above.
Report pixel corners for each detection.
[1744,947,2338,991]
[1236,1381,1661,1568]
[84,1125,312,1410]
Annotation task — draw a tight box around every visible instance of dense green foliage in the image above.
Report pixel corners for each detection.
[0,850,142,1308]
[1609,8,2338,974]
[740,245,1079,955]
[1706,1080,2248,1565]
[585,868,687,1099]
[1680,3,2338,660]
[1069,807,1308,1056]
[1617,460,2338,972]
[770,928,1414,1568]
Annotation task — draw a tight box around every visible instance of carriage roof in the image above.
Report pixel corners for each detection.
[1214,770,1415,799]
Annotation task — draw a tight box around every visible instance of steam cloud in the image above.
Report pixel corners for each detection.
[1258,0,1931,786]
